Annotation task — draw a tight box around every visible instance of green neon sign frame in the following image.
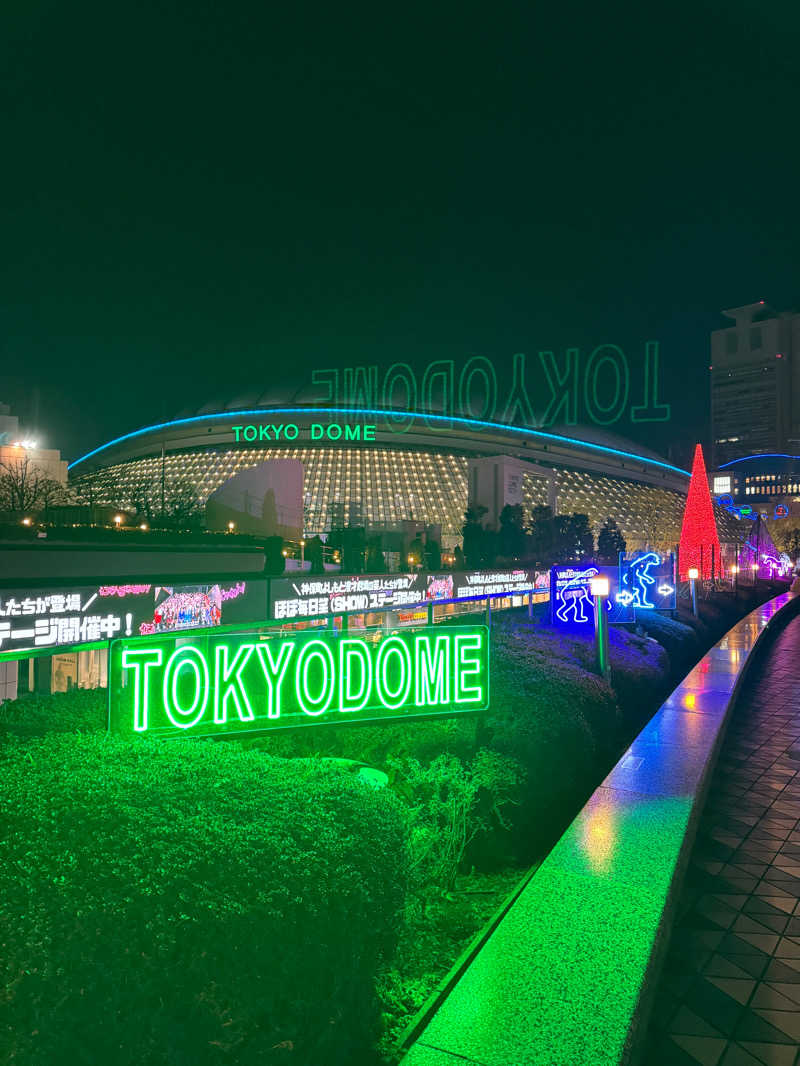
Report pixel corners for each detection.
[108,625,489,739]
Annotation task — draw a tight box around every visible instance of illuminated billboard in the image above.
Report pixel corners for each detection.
[268,569,545,622]
[109,625,489,738]
[0,579,268,658]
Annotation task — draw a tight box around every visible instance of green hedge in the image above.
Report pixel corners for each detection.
[474,616,620,863]
[0,734,408,1065]
[0,687,106,739]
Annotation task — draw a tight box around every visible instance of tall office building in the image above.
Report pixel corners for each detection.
[710,302,800,466]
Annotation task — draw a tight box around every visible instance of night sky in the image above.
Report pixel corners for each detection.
[2,2,799,468]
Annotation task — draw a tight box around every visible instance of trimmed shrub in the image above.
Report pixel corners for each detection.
[0,687,106,739]
[0,733,408,1066]
[476,615,621,863]
[635,612,702,673]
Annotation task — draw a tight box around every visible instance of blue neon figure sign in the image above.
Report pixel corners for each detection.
[618,551,660,608]
[550,565,619,626]
[553,566,601,624]
[617,552,676,614]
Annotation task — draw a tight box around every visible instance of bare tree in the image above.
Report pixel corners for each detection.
[640,497,675,553]
[38,477,70,514]
[119,470,203,529]
[0,455,67,513]
[72,472,119,509]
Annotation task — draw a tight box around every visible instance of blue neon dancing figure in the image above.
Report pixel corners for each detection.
[620,551,661,609]
[555,567,599,624]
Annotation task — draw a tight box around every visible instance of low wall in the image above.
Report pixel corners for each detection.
[0,543,266,581]
[401,590,799,1066]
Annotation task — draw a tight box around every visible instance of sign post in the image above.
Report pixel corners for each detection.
[688,567,699,617]
[590,574,611,681]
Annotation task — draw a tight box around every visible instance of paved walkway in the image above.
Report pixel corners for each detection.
[645,613,800,1066]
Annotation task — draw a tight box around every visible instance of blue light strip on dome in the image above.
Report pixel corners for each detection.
[718,453,800,469]
[68,407,689,477]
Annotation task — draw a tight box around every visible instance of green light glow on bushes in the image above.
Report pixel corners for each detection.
[110,626,488,738]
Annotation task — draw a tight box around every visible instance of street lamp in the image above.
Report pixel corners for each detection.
[139,523,148,532]
[300,538,305,568]
[688,567,699,617]
[590,575,611,680]
[21,517,32,527]
[751,561,759,585]
[730,564,739,594]
[227,520,235,533]
[114,515,122,528]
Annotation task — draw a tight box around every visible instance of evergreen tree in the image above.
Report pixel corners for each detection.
[366,535,386,572]
[529,505,555,567]
[568,513,594,561]
[264,536,286,575]
[306,535,325,574]
[551,512,594,562]
[407,534,425,570]
[498,503,526,560]
[596,517,626,563]
[462,505,488,569]
[424,537,441,570]
[342,526,367,573]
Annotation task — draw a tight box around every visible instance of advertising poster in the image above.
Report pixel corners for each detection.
[0,579,268,657]
[269,573,429,621]
[451,569,543,599]
[269,568,545,622]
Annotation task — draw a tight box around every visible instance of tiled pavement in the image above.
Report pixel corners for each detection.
[645,614,800,1066]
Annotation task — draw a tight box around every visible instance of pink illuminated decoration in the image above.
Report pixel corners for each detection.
[220,581,246,602]
[740,516,791,579]
[98,584,152,597]
[678,444,720,579]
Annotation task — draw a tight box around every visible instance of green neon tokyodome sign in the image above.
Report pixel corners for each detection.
[109,626,489,739]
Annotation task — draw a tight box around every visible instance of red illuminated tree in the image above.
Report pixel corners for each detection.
[678,444,720,579]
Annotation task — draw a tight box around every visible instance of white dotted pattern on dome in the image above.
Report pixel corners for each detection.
[71,446,737,548]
